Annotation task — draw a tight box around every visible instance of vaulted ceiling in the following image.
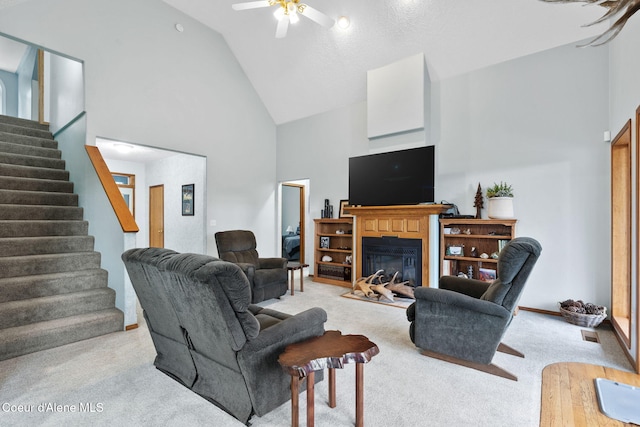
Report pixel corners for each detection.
[163,0,609,124]
[0,0,610,124]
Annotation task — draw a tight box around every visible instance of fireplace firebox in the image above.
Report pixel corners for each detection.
[362,237,422,286]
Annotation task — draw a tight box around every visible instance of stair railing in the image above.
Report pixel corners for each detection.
[85,145,139,232]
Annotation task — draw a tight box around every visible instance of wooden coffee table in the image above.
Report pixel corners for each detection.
[278,330,379,427]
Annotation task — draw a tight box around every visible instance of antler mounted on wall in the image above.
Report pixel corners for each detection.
[540,0,640,46]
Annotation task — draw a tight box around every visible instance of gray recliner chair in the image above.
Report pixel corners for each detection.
[215,230,288,303]
[406,237,541,381]
[122,248,327,424]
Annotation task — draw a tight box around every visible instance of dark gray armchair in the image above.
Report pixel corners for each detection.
[215,230,288,303]
[406,237,541,381]
[122,248,327,424]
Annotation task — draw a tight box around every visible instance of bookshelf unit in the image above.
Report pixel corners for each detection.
[440,218,516,281]
[314,218,353,287]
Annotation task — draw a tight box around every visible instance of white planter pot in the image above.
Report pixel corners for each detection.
[488,197,514,219]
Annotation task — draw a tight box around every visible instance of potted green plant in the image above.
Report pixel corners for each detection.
[486,182,514,219]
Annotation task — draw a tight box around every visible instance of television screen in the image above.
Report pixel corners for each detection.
[348,146,434,206]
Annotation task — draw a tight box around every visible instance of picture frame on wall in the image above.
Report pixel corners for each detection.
[182,184,194,216]
[339,200,353,218]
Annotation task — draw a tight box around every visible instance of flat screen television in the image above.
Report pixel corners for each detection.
[348,146,434,206]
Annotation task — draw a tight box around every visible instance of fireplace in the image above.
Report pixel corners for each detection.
[362,237,422,286]
[344,204,449,288]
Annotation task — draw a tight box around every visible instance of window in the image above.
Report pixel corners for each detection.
[111,172,135,216]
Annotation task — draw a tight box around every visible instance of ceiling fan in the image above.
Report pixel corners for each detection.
[231,0,335,38]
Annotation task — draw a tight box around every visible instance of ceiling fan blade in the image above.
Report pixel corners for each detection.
[232,1,271,11]
[275,16,290,38]
[299,4,335,28]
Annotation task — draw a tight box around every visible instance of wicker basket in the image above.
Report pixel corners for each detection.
[559,306,607,328]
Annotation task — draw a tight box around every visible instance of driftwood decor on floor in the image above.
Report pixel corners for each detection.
[354,270,416,302]
[540,0,640,46]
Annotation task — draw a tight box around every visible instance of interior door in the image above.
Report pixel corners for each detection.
[149,184,164,248]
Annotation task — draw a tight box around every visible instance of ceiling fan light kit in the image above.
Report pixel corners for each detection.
[232,0,335,38]
[337,16,350,29]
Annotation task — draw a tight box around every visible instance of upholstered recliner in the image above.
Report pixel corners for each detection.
[122,248,327,424]
[406,237,541,381]
[215,230,288,303]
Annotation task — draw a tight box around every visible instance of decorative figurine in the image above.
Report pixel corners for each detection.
[470,246,479,257]
[480,253,489,259]
[474,183,484,219]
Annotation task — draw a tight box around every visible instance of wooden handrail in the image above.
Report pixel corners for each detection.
[85,145,139,232]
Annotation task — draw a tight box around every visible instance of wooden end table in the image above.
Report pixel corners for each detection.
[278,330,379,427]
[286,262,309,296]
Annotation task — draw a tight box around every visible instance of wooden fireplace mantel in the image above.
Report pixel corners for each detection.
[344,204,451,288]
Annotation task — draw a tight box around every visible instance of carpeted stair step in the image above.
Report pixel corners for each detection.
[0,220,88,237]
[0,123,54,141]
[0,151,65,170]
[0,176,73,193]
[0,252,100,279]
[0,236,95,257]
[0,114,50,131]
[0,163,69,181]
[0,205,83,220]
[0,269,108,303]
[0,140,61,159]
[0,189,78,206]
[0,131,56,149]
[0,114,124,360]
[0,308,124,361]
[0,288,116,329]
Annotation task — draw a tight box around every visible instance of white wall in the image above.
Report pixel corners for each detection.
[277,102,369,264]
[146,153,206,254]
[0,0,278,253]
[436,42,610,311]
[0,69,18,116]
[48,53,84,133]
[278,41,610,313]
[15,46,36,120]
[609,17,640,365]
[0,0,278,324]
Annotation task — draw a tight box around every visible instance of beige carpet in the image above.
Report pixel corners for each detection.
[0,279,634,427]
[341,290,415,309]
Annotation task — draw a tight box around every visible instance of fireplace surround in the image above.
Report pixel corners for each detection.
[344,204,450,288]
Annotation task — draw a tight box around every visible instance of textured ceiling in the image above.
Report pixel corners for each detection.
[163,0,608,124]
[0,0,609,124]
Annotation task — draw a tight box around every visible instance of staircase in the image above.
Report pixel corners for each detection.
[0,114,124,361]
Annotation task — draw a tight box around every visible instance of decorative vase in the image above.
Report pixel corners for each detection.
[488,197,514,219]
